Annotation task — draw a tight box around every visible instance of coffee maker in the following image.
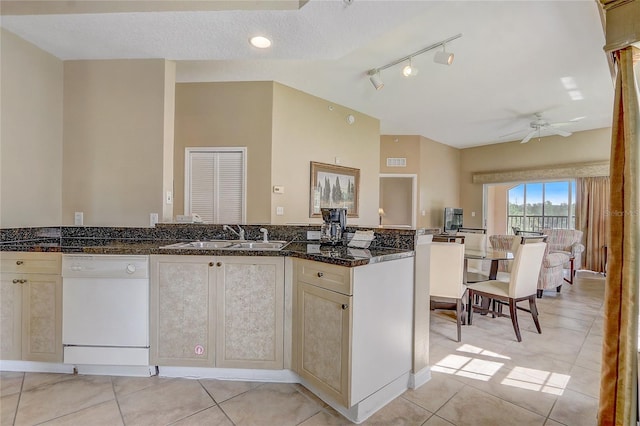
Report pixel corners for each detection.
[320,208,347,245]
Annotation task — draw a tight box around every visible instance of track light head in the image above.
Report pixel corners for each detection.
[402,58,419,77]
[368,71,384,90]
[434,49,454,65]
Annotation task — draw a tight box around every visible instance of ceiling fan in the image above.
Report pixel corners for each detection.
[501,113,584,144]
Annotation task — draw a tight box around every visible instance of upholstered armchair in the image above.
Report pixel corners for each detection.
[541,228,586,273]
[489,234,571,297]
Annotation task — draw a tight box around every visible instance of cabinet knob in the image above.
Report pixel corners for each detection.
[12,279,26,284]
[341,304,348,310]
[16,261,24,265]
[317,272,324,277]
[217,262,222,267]
[209,262,214,267]
[12,279,20,284]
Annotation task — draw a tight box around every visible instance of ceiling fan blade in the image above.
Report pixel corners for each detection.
[521,130,536,144]
[544,126,572,137]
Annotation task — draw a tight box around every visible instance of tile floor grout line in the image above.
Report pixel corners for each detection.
[10,372,25,426]
[111,375,127,426]
[196,379,237,426]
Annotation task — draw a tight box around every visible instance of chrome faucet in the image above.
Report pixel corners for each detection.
[260,228,268,242]
[223,224,245,241]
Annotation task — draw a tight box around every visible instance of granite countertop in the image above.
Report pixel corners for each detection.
[0,238,414,267]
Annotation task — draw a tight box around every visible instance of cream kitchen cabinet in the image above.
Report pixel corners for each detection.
[150,255,216,367]
[0,252,62,362]
[150,255,285,369]
[215,256,284,369]
[292,257,414,421]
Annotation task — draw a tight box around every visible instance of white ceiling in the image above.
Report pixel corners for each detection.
[0,0,615,148]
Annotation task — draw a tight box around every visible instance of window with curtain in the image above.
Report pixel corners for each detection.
[507,180,576,232]
[185,148,246,224]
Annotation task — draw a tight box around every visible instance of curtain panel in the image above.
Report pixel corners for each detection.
[598,45,640,426]
[576,176,610,273]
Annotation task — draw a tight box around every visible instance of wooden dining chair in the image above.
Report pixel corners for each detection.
[466,242,546,342]
[428,242,467,342]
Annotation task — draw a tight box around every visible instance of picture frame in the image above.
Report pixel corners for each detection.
[309,161,360,218]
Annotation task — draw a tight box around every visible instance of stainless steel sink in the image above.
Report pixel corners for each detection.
[230,241,287,250]
[160,240,287,250]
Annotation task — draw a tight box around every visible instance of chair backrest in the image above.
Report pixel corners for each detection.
[509,242,547,298]
[541,228,584,251]
[457,232,487,251]
[489,235,516,272]
[427,242,465,299]
[510,234,548,253]
[458,227,487,234]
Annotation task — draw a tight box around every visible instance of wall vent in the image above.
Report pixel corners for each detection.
[386,157,407,167]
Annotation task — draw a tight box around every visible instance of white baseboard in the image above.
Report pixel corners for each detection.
[0,360,74,374]
[157,366,299,383]
[409,366,432,389]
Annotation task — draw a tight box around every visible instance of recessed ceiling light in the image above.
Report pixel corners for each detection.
[249,36,271,49]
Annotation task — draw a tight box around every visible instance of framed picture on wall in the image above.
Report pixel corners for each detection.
[309,161,360,218]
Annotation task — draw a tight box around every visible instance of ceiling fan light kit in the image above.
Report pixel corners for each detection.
[366,33,462,90]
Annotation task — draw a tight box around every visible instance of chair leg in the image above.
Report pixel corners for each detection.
[536,289,543,298]
[528,295,542,334]
[556,285,562,293]
[467,290,474,325]
[456,299,462,342]
[508,299,522,342]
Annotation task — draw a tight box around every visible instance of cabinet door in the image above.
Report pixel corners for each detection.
[0,274,23,360]
[216,257,284,369]
[150,256,215,367]
[22,274,62,362]
[296,282,351,407]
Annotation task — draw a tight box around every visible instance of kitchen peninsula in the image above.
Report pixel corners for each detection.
[0,224,434,424]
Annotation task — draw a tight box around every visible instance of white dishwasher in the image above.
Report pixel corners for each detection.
[62,254,149,366]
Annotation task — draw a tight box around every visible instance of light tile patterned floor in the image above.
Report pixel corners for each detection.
[1,271,603,425]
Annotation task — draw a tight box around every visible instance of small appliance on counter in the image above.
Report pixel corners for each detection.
[320,207,347,245]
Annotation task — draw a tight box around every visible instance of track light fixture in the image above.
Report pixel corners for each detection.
[366,33,461,90]
[368,71,384,90]
[402,57,419,77]
[433,44,454,65]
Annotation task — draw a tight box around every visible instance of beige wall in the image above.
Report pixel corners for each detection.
[174,82,273,224]
[380,135,460,229]
[271,83,380,226]
[379,177,412,226]
[63,59,172,227]
[162,61,176,223]
[419,136,461,229]
[486,183,511,238]
[0,29,63,228]
[460,128,612,228]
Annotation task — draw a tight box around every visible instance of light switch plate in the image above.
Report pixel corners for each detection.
[273,186,285,194]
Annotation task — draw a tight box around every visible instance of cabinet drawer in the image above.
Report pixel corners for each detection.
[0,252,61,275]
[296,259,352,295]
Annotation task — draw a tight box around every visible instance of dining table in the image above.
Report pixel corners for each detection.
[463,248,513,284]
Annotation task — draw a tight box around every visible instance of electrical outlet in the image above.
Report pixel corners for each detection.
[307,230,321,240]
[150,213,159,226]
[74,212,83,226]
[276,206,284,216]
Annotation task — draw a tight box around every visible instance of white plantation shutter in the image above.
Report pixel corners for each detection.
[186,148,245,224]
[216,151,244,223]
